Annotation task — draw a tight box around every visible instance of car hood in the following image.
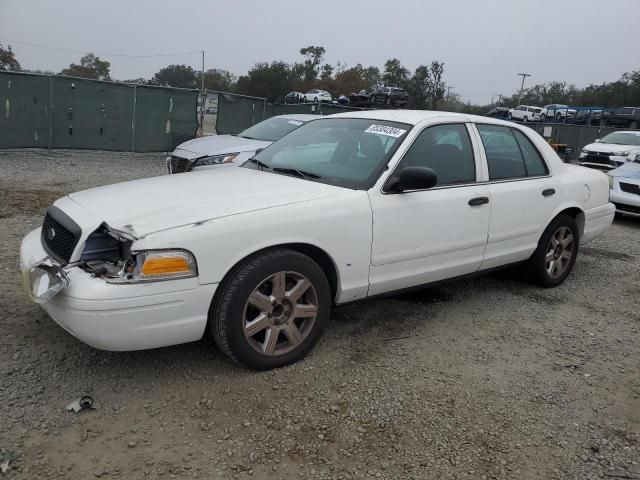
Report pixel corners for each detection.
[172,135,272,160]
[583,142,640,154]
[608,161,640,179]
[67,167,350,238]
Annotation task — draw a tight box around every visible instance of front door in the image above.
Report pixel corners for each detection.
[368,122,491,296]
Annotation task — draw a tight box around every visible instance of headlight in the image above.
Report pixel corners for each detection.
[579,149,588,158]
[108,250,197,284]
[193,153,238,168]
[613,151,629,156]
[606,174,614,189]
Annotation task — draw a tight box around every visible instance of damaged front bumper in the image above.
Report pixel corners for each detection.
[20,228,217,351]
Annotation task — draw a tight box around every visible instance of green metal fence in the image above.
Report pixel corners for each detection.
[0,71,199,152]
[214,95,367,135]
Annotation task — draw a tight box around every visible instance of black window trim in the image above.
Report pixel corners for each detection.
[381,121,478,194]
[475,123,550,182]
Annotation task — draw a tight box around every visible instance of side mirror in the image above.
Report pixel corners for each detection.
[254,147,265,154]
[388,166,437,192]
[595,139,601,143]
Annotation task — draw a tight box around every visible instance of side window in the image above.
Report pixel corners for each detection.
[477,124,526,180]
[395,123,475,186]
[512,129,548,176]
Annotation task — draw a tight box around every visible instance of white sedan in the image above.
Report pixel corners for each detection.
[21,111,615,369]
[579,131,640,170]
[303,89,332,103]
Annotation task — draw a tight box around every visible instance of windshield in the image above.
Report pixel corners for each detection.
[600,132,640,146]
[243,118,411,189]
[238,117,308,142]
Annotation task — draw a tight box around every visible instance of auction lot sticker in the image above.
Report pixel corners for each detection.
[365,125,407,138]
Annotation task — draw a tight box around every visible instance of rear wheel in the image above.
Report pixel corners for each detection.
[370,95,376,105]
[524,215,579,287]
[210,249,331,369]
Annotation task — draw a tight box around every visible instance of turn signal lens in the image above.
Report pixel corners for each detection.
[108,250,197,284]
[142,256,191,275]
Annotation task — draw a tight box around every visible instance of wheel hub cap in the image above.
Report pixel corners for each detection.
[243,271,318,356]
[545,226,575,279]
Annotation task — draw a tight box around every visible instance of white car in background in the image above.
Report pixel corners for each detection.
[168,114,317,173]
[303,89,332,103]
[21,111,614,370]
[607,160,640,217]
[579,131,640,170]
[540,104,577,122]
[508,105,542,122]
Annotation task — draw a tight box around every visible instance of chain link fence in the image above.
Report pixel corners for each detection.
[1,71,199,152]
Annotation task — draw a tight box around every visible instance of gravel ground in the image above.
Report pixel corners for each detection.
[0,149,638,480]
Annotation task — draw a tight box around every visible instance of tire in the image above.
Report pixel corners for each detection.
[385,96,391,106]
[555,112,563,123]
[630,121,639,129]
[313,97,319,103]
[507,113,512,120]
[370,95,376,105]
[524,215,579,288]
[523,116,528,123]
[210,249,331,370]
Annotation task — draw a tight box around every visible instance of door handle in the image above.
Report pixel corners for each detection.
[468,196,489,206]
[542,188,556,197]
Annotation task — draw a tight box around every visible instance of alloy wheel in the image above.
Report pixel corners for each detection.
[545,226,575,279]
[243,271,318,356]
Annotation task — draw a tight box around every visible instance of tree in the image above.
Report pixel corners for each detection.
[151,64,198,88]
[299,46,326,82]
[332,64,380,95]
[382,58,409,88]
[236,61,298,101]
[425,60,446,109]
[407,61,446,110]
[0,44,21,71]
[202,68,237,92]
[60,53,110,80]
[408,65,430,109]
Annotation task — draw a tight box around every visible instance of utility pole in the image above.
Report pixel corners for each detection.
[517,73,531,105]
[199,50,205,136]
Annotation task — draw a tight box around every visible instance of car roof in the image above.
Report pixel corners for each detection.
[274,114,319,122]
[326,109,516,127]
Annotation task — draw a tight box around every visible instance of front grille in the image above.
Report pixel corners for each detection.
[41,207,82,264]
[582,153,613,167]
[170,156,192,173]
[620,182,640,195]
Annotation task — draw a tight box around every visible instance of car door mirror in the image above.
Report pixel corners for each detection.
[388,166,437,192]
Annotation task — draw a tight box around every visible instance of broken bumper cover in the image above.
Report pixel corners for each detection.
[20,228,217,351]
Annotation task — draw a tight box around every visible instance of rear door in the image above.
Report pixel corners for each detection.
[472,123,560,269]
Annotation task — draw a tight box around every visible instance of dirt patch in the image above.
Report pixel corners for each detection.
[0,184,65,218]
[580,246,635,261]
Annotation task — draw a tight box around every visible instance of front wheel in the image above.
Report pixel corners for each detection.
[210,249,331,369]
[524,215,579,287]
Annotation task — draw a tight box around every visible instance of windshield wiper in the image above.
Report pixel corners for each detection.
[247,157,270,170]
[273,167,321,179]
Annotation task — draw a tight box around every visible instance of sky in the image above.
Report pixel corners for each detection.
[1,0,638,105]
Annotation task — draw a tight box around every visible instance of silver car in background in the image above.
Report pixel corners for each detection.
[168,114,317,173]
